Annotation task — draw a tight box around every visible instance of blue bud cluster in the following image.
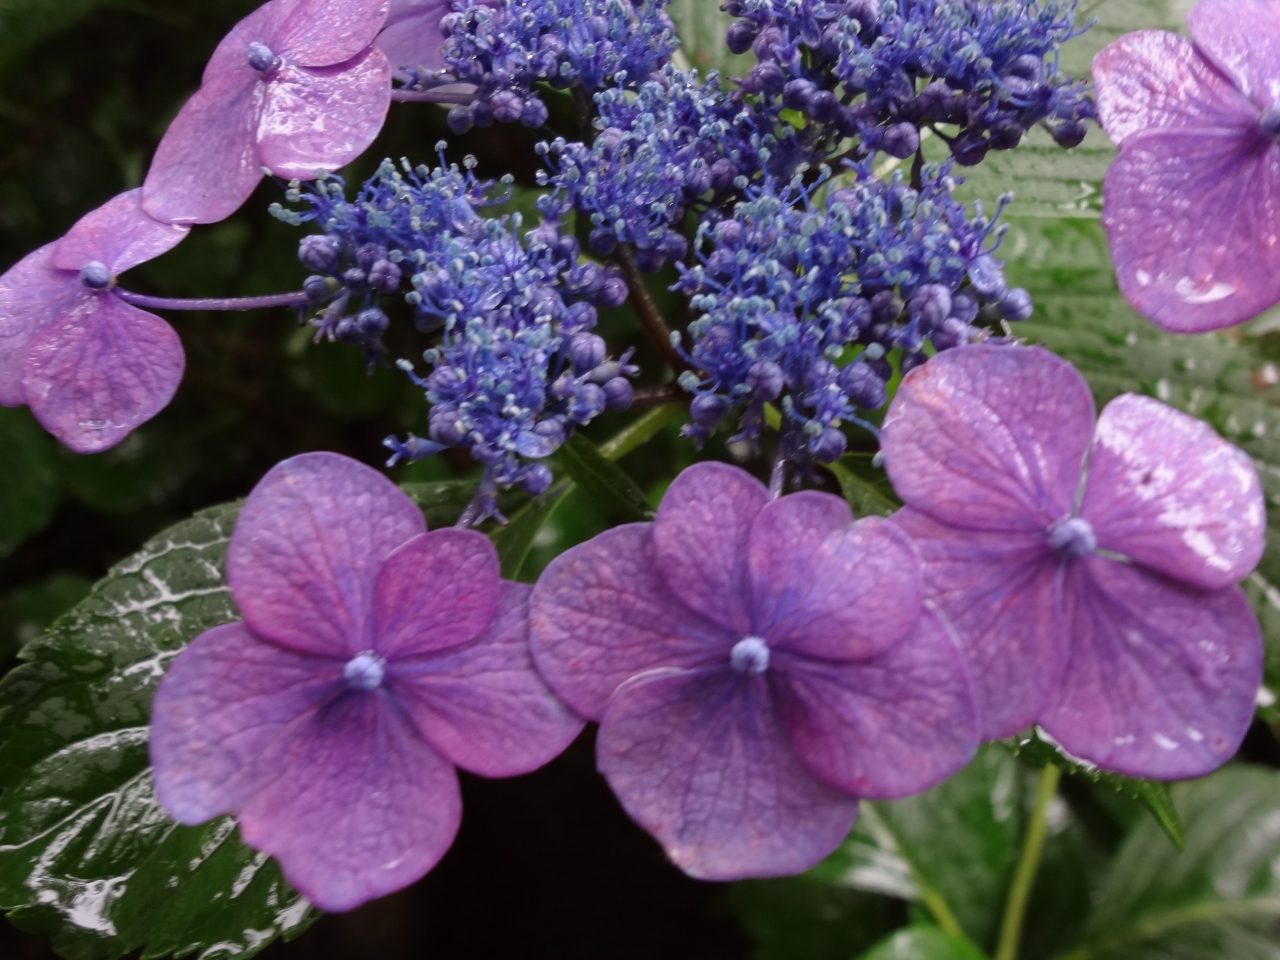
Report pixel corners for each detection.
[727,0,1095,165]
[673,162,1027,465]
[426,0,679,136]
[273,152,636,524]
[536,70,764,274]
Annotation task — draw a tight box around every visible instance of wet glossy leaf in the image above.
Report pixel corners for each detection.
[858,927,988,960]
[0,407,60,557]
[0,573,91,664]
[1005,730,1183,851]
[0,503,316,960]
[1062,765,1280,960]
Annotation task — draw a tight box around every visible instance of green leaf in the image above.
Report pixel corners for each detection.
[559,432,654,523]
[825,455,902,518]
[0,407,61,557]
[1005,730,1184,852]
[859,927,989,960]
[666,0,752,81]
[0,503,316,960]
[0,573,92,663]
[400,479,485,528]
[1058,765,1280,960]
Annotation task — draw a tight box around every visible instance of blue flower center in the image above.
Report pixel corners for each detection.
[344,651,386,692]
[1047,517,1097,560]
[730,636,770,675]
[246,42,278,73]
[1263,108,1280,139]
[79,261,111,290]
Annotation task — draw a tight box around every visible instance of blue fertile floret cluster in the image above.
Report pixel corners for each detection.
[273,153,636,524]
[674,161,1024,467]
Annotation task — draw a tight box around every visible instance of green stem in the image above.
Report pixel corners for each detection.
[996,764,1062,960]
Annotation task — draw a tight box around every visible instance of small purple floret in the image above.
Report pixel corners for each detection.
[150,452,584,912]
[882,344,1265,779]
[530,462,978,880]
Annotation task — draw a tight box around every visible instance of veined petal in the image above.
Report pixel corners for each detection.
[226,451,425,657]
[1042,557,1261,780]
[276,0,390,67]
[1103,126,1280,332]
[652,461,769,635]
[372,529,500,659]
[1082,394,1264,589]
[22,293,184,453]
[377,0,453,73]
[1094,31,1260,147]
[0,243,80,406]
[748,494,922,661]
[53,189,189,275]
[881,344,1095,532]
[1188,0,1280,112]
[893,508,1065,740]
[391,582,585,777]
[142,68,265,225]
[597,668,859,881]
[775,606,978,800]
[529,523,736,721]
[256,52,392,179]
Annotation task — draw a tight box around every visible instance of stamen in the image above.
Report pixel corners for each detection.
[730,636,770,675]
[1047,517,1097,560]
[344,651,386,692]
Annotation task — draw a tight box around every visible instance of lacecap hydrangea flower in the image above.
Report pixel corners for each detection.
[150,452,583,911]
[1094,0,1280,332]
[883,344,1265,778]
[143,0,393,225]
[0,189,189,452]
[529,461,978,879]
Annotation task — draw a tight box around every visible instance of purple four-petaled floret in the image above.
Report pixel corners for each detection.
[1095,0,1280,332]
[149,451,583,912]
[0,189,189,452]
[882,344,1265,779]
[529,461,978,880]
[143,0,393,225]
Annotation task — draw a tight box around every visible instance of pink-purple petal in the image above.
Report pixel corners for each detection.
[597,668,859,881]
[256,52,392,179]
[1102,127,1280,332]
[881,345,1095,532]
[1093,31,1260,147]
[377,0,453,73]
[226,451,425,658]
[1081,394,1264,589]
[391,581,585,777]
[1188,0,1280,112]
[372,529,500,659]
[274,0,390,67]
[0,244,79,406]
[150,622,344,826]
[142,69,266,226]
[51,189,190,275]
[774,607,978,800]
[1041,557,1261,780]
[893,507,1065,740]
[528,523,737,721]
[22,294,184,453]
[652,461,769,635]
[749,497,922,661]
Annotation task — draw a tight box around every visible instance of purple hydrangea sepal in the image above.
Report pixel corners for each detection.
[142,0,392,225]
[1095,0,1280,332]
[529,462,978,881]
[150,452,584,912]
[0,189,189,452]
[882,344,1265,779]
